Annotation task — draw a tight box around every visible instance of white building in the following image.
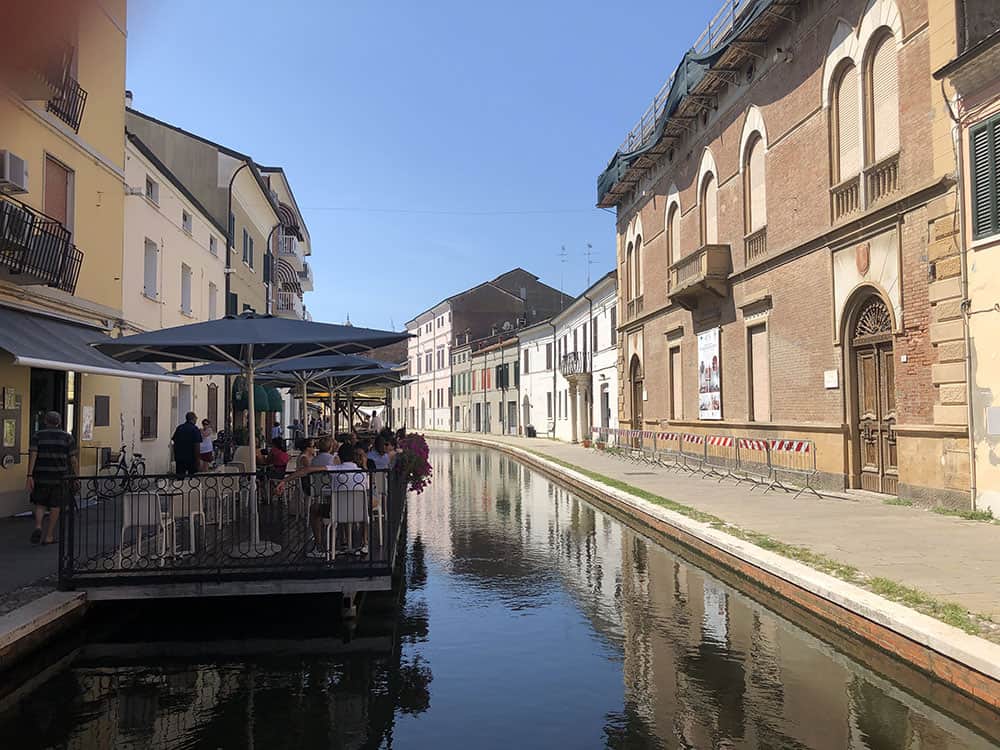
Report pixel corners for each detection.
[519,271,618,443]
[122,132,228,471]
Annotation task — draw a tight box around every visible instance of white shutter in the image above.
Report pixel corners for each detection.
[749,139,767,231]
[703,175,718,244]
[871,37,900,162]
[837,66,861,180]
[143,239,157,298]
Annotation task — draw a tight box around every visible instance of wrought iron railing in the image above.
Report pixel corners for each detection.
[46,73,88,133]
[744,226,767,265]
[299,261,313,291]
[0,194,83,294]
[559,351,588,377]
[276,233,299,258]
[276,289,304,318]
[864,153,899,206]
[58,468,407,590]
[830,175,861,222]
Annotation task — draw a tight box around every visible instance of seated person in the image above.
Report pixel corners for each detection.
[258,437,290,475]
[278,442,369,557]
[367,436,392,470]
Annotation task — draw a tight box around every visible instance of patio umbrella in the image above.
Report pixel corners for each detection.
[94,312,410,556]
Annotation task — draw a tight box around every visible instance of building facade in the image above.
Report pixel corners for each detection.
[599,0,971,504]
[401,268,571,432]
[934,2,1000,514]
[122,132,227,472]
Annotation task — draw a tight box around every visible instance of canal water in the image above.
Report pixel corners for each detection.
[1,441,998,749]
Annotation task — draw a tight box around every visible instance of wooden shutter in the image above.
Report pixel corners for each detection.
[871,37,900,163]
[702,175,718,244]
[748,139,767,231]
[749,325,770,421]
[140,380,158,439]
[837,66,861,179]
[970,116,1000,239]
[207,384,218,428]
[44,156,70,227]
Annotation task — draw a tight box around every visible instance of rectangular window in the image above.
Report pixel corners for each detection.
[426,352,433,372]
[573,329,578,353]
[145,175,159,205]
[226,292,238,316]
[209,236,218,256]
[416,357,422,375]
[242,228,250,264]
[140,380,158,439]
[472,370,478,391]
[546,391,553,419]
[669,346,682,420]
[143,239,158,299]
[582,324,587,356]
[44,156,72,230]
[182,210,192,234]
[180,263,192,315]
[592,318,599,350]
[248,236,255,269]
[545,343,552,369]
[610,306,617,345]
[748,324,771,421]
[208,282,218,320]
[971,113,1000,240]
[523,350,529,374]
[94,395,110,427]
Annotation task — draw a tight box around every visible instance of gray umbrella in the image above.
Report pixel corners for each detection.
[93,312,410,556]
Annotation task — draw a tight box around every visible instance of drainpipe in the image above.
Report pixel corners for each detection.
[548,321,557,438]
[942,81,978,510]
[264,223,280,316]
[223,161,250,435]
[582,292,594,440]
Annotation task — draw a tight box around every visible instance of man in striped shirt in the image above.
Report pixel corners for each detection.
[26,411,78,545]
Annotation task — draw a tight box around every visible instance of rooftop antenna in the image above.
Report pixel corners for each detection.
[558,245,569,309]
[585,242,595,287]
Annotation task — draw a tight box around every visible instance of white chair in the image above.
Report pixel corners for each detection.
[165,488,205,556]
[333,486,369,554]
[371,474,386,547]
[232,446,253,469]
[215,464,247,528]
[119,492,173,567]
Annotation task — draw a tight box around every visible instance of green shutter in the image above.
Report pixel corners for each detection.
[970,115,1000,240]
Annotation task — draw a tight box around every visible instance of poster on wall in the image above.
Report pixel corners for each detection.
[697,328,722,420]
[81,406,94,442]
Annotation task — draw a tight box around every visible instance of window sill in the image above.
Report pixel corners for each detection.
[142,292,159,303]
[970,233,1000,251]
[143,196,159,209]
[180,309,195,318]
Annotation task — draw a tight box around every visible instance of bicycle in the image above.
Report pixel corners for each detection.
[95,445,146,497]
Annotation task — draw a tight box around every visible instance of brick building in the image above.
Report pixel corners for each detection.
[598,0,971,504]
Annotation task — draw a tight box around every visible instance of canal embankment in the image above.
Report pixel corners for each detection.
[427,432,1000,710]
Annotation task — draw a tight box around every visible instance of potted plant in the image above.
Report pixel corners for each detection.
[392,433,433,494]
[581,437,592,448]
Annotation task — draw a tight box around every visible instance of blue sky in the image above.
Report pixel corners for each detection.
[127,1,713,331]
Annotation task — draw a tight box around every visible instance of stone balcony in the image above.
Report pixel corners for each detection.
[667,244,731,310]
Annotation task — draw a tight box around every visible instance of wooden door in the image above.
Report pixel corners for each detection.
[44,156,70,227]
[853,298,897,494]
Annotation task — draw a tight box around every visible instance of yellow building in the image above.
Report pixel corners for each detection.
[0,0,177,516]
[934,2,1000,514]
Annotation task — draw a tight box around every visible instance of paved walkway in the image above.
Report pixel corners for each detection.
[430,432,1000,622]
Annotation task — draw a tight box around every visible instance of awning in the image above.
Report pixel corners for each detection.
[0,307,181,383]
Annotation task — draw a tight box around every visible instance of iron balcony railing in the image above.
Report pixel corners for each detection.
[58,468,407,591]
[559,351,588,377]
[46,72,88,133]
[276,289,304,318]
[0,194,83,294]
[299,261,314,291]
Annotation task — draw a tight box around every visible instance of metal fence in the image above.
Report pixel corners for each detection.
[590,428,821,498]
[58,467,408,591]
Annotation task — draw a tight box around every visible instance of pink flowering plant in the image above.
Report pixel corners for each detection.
[393,433,433,494]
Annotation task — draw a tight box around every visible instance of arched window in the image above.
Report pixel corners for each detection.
[834,64,861,182]
[868,33,899,163]
[633,235,642,298]
[744,134,766,233]
[700,173,718,245]
[666,203,680,266]
[624,242,634,301]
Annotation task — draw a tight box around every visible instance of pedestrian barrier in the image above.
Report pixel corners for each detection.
[655,432,683,469]
[703,435,738,481]
[735,438,771,488]
[766,439,821,499]
[679,433,705,473]
[639,430,658,464]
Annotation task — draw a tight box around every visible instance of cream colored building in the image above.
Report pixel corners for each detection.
[0,0,179,516]
[121,132,227,472]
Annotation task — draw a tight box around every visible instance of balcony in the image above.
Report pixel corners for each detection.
[275,231,304,270]
[744,226,767,265]
[864,153,899,207]
[559,351,588,379]
[667,244,731,311]
[298,260,314,291]
[0,195,83,294]
[626,295,644,320]
[831,175,861,222]
[45,73,88,133]
[276,289,304,319]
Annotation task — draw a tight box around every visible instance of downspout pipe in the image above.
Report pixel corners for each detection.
[547,321,557,438]
[264,222,281,316]
[224,161,250,434]
[941,80,978,510]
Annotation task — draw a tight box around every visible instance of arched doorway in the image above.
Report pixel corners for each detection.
[848,294,897,494]
[629,355,643,436]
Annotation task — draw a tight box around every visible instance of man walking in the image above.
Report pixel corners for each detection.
[172,411,201,477]
[26,411,78,545]
[370,409,383,433]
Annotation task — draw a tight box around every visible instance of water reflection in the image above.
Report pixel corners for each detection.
[0,442,997,749]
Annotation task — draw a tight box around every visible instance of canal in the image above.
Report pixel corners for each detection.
[1,441,997,748]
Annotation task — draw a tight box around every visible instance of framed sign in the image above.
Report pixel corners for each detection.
[697,328,722,420]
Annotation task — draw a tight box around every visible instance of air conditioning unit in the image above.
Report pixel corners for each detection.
[0,150,29,194]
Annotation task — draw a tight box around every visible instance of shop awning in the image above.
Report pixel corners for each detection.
[0,307,182,383]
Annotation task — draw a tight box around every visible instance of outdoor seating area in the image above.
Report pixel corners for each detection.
[59,466,407,593]
[591,427,821,499]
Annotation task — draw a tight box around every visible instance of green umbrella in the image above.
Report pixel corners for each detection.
[265,386,284,413]
[232,377,270,412]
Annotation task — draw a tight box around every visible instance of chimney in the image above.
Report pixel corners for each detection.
[125,89,133,108]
